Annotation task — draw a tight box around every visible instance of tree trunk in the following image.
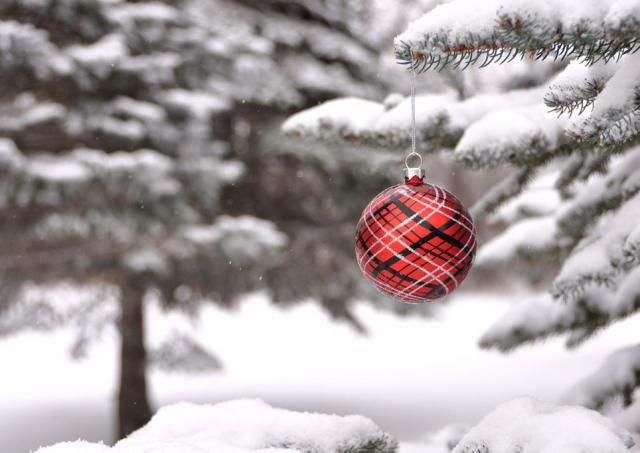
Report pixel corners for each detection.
[117,282,152,439]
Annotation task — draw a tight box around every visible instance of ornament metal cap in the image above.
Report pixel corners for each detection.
[404,167,425,179]
[404,167,425,186]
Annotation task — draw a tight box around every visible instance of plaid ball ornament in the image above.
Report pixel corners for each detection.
[355,173,476,303]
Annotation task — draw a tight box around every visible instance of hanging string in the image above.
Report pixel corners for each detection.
[410,54,417,155]
[405,51,422,171]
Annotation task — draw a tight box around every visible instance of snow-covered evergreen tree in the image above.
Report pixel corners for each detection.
[284,0,640,438]
[0,0,392,438]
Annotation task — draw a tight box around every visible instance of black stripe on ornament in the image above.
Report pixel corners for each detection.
[371,193,466,279]
[355,219,443,295]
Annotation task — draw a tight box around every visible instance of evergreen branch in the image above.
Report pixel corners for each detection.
[576,152,611,180]
[553,199,640,305]
[470,166,534,220]
[564,344,640,410]
[480,279,640,352]
[457,442,489,453]
[551,269,619,303]
[395,1,640,73]
[475,215,568,268]
[396,35,640,73]
[283,87,548,156]
[0,0,113,46]
[571,110,640,148]
[555,153,587,192]
[0,235,161,274]
[0,20,66,83]
[455,134,568,169]
[545,79,606,116]
[556,151,612,193]
[340,434,399,453]
[558,150,640,240]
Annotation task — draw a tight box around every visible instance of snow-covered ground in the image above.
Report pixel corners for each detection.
[2,291,640,452]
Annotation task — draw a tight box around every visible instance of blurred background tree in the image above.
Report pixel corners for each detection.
[0,0,394,437]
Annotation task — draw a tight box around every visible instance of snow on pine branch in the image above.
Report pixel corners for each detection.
[480,266,640,351]
[545,60,622,116]
[67,33,128,68]
[282,97,386,144]
[564,344,640,410]
[0,94,67,136]
[454,103,568,169]
[0,20,71,78]
[119,214,287,279]
[470,167,535,220]
[453,397,635,453]
[552,192,640,300]
[476,215,561,265]
[394,0,640,72]
[474,170,570,267]
[0,143,243,216]
[555,152,612,192]
[0,283,117,339]
[36,400,398,453]
[179,215,288,264]
[615,400,640,434]
[480,293,565,351]
[489,170,562,224]
[149,332,222,374]
[282,87,545,158]
[288,15,640,177]
[557,147,640,239]
[568,52,640,147]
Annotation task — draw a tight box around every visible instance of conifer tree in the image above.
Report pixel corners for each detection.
[0,0,388,438]
[284,0,640,438]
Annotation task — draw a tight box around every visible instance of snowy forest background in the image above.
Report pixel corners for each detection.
[2,0,640,452]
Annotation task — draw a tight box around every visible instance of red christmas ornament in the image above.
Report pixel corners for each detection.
[355,170,476,303]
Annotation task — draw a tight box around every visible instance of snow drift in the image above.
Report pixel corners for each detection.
[453,397,636,453]
[35,399,397,453]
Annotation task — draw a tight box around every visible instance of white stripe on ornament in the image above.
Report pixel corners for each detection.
[398,187,477,299]
[380,185,460,298]
[361,184,453,298]
[359,183,442,272]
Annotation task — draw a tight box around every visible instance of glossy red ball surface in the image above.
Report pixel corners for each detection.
[355,179,476,303]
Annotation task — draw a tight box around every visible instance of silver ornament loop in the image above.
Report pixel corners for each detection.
[405,151,422,170]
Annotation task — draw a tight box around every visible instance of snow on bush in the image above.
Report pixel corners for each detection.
[35,399,397,453]
[453,397,635,453]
